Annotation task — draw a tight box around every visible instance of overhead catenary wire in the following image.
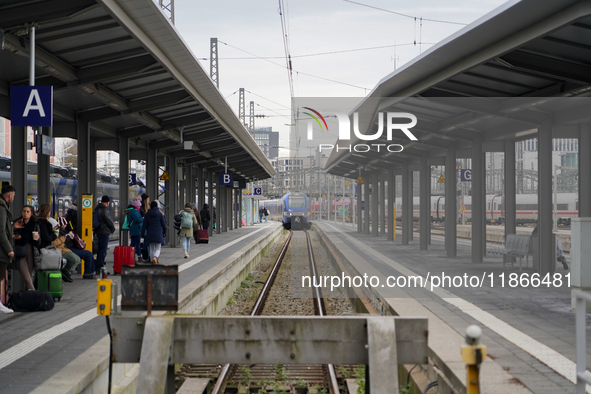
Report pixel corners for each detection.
[342,0,467,25]
[207,42,434,60]
[218,40,369,91]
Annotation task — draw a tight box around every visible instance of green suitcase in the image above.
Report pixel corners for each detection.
[37,270,63,301]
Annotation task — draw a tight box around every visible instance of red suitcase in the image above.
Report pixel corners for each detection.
[114,246,135,274]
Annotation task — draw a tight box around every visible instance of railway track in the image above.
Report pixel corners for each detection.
[177,229,344,393]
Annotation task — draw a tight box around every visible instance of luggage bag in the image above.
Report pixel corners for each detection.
[37,270,63,301]
[39,246,63,270]
[8,290,55,312]
[195,228,209,244]
[114,246,135,274]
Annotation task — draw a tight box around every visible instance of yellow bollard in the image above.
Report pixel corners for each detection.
[461,325,486,394]
[97,275,112,316]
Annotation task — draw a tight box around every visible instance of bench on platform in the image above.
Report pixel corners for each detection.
[488,234,532,270]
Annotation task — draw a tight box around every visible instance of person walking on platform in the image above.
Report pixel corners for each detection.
[94,196,115,274]
[139,193,150,218]
[142,201,166,264]
[259,206,264,223]
[0,185,16,313]
[264,207,269,223]
[200,203,211,232]
[125,204,143,262]
[13,205,40,290]
[179,203,198,258]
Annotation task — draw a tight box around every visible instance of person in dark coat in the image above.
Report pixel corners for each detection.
[141,201,166,264]
[200,203,211,231]
[95,196,115,274]
[13,205,40,290]
[0,185,16,313]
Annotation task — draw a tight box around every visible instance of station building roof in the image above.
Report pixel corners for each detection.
[0,0,275,180]
[325,0,591,177]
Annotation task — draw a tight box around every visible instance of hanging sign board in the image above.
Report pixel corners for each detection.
[11,86,53,127]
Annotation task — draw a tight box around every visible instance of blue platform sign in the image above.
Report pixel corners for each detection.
[220,173,232,186]
[461,169,472,182]
[10,86,53,127]
[129,173,137,186]
[254,187,262,196]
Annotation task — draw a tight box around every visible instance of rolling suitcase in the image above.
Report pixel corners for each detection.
[195,228,209,244]
[37,270,63,301]
[114,246,135,274]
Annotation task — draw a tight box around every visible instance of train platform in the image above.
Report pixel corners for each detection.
[314,220,582,393]
[0,221,282,394]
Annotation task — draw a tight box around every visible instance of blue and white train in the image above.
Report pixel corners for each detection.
[262,192,310,229]
[0,169,144,239]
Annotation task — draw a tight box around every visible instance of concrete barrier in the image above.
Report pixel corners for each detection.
[32,224,284,394]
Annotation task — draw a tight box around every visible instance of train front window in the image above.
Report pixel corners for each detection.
[288,197,306,208]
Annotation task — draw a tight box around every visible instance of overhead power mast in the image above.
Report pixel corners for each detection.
[210,38,219,88]
[158,0,175,24]
[239,88,246,127]
[249,101,255,132]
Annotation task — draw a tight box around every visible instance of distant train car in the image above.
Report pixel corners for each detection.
[0,170,144,239]
[262,192,310,229]
[392,193,578,225]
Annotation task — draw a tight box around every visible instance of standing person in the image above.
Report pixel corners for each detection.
[0,185,16,313]
[200,203,211,232]
[139,193,150,218]
[142,201,166,264]
[65,199,77,233]
[179,203,198,258]
[259,206,264,223]
[264,206,269,223]
[95,196,115,274]
[125,204,143,262]
[13,205,40,290]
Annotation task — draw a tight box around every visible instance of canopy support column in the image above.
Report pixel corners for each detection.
[402,162,411,245]
[538,119,553,274]
[472,136,484,263]
[504,139,516,264]
[445,144,457,257]
[420,153,429,250]
[580,125,591,217]
[118,134,129,246]
[388,166,395,241]
[372,173,378,237]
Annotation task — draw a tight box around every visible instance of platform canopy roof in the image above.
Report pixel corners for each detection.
[325,0,591,178]
[0,0,275,180]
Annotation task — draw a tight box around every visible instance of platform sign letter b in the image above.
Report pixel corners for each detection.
[220,173,232,186]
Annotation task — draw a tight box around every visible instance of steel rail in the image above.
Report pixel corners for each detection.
[305,230,340,394]
[210,230,293,394]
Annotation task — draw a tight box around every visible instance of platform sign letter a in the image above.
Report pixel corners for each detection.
[10,85,53,127]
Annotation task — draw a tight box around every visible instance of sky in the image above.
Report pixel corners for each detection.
[172,0,509,155]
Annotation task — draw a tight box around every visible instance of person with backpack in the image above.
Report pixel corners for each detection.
[264,207,269,222]
[94,196,115,273]
[179,203,199,258]
[142,201,167,264]
[124,204,143,263]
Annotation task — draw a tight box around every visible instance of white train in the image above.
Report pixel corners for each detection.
[322,193,579,225]
[396,193,578,225]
